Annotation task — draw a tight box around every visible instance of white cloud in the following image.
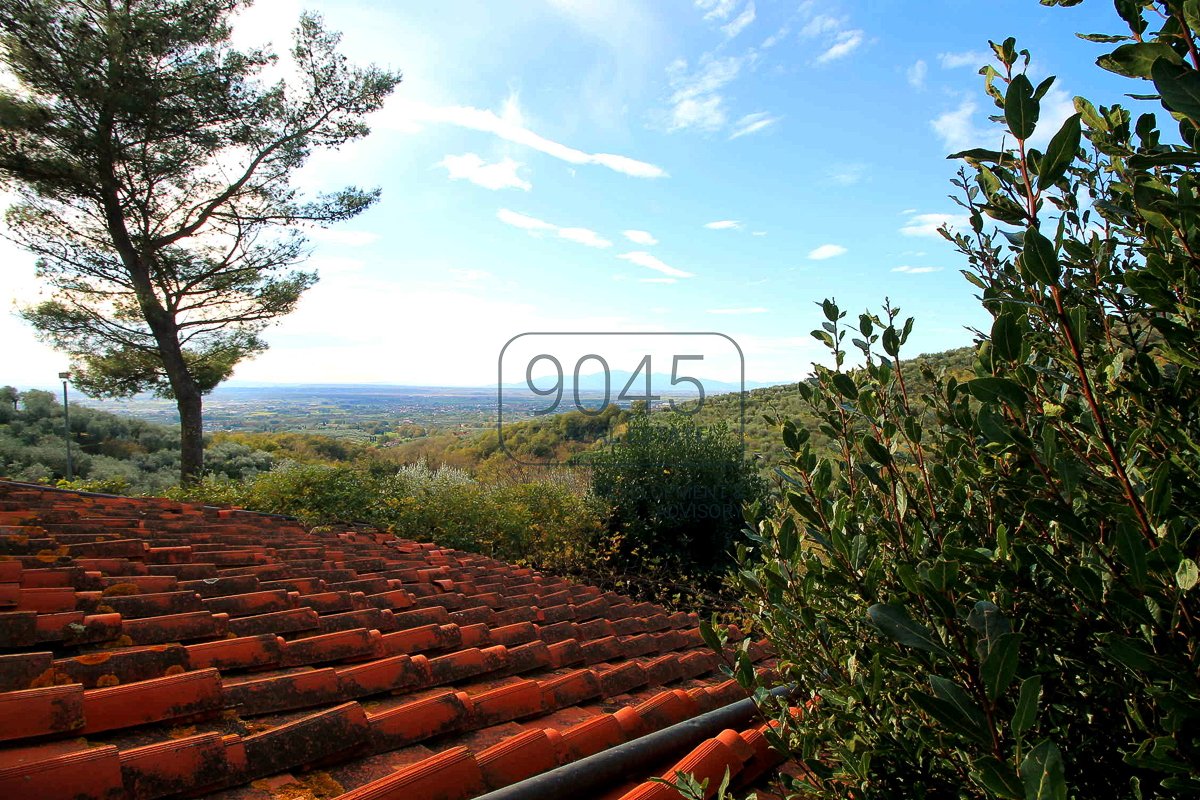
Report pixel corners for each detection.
[939,50,990,69]
[623,230,658,246]
[722,2,756,38]
[930,98,990,153]
[801,15,843,38]
[618,251,695,278]
[496,209,555,232]
[729,112,780,139]
[640,278,678,284]
[497,209,612,249]
[907,59,927,89]
[808,244,847,260]
[697,0,739,21]
[900,211,970,238]
[382,99,667,179]
[707,307,769,314]
[816,29,864,63]
[798,10,866,66]
[559,227,613,249]
[751,231,767,236]
[437,153,531,191]
[892,265,943,274]
[663,55,750,132]
[705,220,741,230]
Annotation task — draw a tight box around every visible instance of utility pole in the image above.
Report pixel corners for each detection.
[58,371,72,481]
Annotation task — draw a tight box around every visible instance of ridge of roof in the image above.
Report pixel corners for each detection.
[0,479,779,799]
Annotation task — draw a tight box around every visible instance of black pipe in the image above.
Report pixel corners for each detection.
[473,683,795,800]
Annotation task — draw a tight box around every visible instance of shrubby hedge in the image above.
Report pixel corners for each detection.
[724,6,1200,799]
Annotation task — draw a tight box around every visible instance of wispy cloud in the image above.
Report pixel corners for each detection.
[384,99,667,179]
[623,230,659,246]
[496,209,554,231]
[640,277,678,284]
[799,12,864,65]
[930,98,987,153]
[892,265,943,274]
[816,29,864,63]
[751,230,767,236]
[696,0,739,21]
[899,210,970,238]
[705,220,741,230]
[907,59,927,89]
[939,50,990,69]
[437,153,531,191]
[497,209,612,248]
[729,111,780,139]
[559,227,613,248]
[722,2,756,38]
[808,243,847,260]
[619,251,695,278]
[662,54,752,132]
[707,307,769,314]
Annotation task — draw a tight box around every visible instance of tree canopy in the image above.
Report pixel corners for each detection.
[0,0,401,481]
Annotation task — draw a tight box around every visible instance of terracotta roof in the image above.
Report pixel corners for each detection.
[0,480,782,799]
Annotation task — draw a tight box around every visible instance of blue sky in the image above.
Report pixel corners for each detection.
[2,0,1138,388]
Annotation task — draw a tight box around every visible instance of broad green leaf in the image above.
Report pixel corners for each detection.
[912,690,991,744]
[982,632,1022,700]
[967,377,1027,407]
[1152,58,1200,121]
[1020,227,1061,284]
[974,756,1025,799]
[1037,114,1081,190]
[948,148,1011,164]
[968,600,1013,655]
[929,675,991,743]
[1020,740,1067,800]
[861,435,892,465]
[990,312,1025,362]
[1097,42,1181,79]
[866,603,947,654]
[1012,675,1041,738]
[831,372,858,400]
[1177,558,1199,591]
[1005,74,1039,139]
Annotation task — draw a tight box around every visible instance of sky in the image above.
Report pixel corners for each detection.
[1,0,1143,390]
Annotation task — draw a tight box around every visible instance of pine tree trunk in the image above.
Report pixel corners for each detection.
[176,389,204,486]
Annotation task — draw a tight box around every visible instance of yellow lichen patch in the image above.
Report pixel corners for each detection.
[30,668,74,688]
[95,605,114,614]
[167,725,197,739]
[101,583,141,597]
[95,674,120,688]
[299,772,344,798]
[75,652,113,665]
[242,718,274,734]
[164,665,186,676]
[7,534,29,545]
[251,772,344,800]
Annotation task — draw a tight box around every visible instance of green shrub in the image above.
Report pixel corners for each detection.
[588,413,765,605]
[168,461,599,570]
[729,11,1200,800]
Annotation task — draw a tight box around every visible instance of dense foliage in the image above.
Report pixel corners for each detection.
[726,4,1200,799]
[587,414,766,608]
[168,461,599,573]
[0,388,274,492]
